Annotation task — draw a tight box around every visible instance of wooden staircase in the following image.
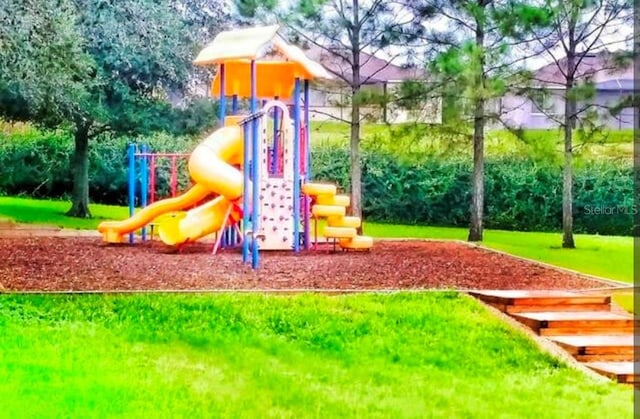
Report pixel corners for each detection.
[469,290,637,385]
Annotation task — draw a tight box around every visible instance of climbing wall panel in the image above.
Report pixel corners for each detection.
[259,179,295,249]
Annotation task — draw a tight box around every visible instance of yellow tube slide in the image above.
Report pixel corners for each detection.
[97,184,210,243]
[188,126,243,200]
[158,196,238,245]
[98,125,244,244]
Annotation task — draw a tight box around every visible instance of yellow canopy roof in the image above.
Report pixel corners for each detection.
[272,37,332,80]
[194,25,280,65]
[194,25,332,84]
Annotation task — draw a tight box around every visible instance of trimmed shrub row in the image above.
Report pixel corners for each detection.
[0,130,198,205]
[311,148,634,236]
[0,130,633,235]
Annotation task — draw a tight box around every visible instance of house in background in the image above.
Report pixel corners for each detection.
[303,46,441,124]
[184,39,440,125]
[500,52,634,130]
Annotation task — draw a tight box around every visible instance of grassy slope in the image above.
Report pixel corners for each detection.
[0,293,632,418]
[0,197,632,283]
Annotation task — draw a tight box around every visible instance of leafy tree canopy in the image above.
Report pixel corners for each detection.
[0,0,228,217]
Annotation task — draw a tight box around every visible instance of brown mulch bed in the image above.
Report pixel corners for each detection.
[0,237,606,292]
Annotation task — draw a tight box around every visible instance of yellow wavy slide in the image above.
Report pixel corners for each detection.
[98,125,244,245]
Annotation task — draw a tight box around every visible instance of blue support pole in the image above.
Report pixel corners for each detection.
[140,144,149,241]
[127,144,136,244]
[272,96,279,175]
[303,80,311,249]
[218,64,226,126]
[292,78,301,253]
[242,121,250,263]
[232,95,239,114]
[251,60,260,269]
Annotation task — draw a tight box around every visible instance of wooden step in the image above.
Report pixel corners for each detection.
[549,335,635,362]
[469,290,611,313]
[511,311,635,336]
[584,362,638,384]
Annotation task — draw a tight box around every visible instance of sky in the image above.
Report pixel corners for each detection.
[223,0,635,71]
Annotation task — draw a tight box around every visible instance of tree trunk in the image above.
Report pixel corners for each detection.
[66,122,92,218]
[468,6,485,242]
[468,99,485,242]
[562,81,576,248]
[560,15,578,248]
[349,0,363,233]
[350,100,362,223]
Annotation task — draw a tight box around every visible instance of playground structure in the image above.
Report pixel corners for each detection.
[97,25,373,268]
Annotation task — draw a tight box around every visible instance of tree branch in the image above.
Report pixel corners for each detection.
[284,23,353,65]
[574,3,604,43]
[573,101,629,120]
[574,9,629,71]
[553,10,571,55]
[359,15,424,51]
[532,28,568,80]
[359,0,385,27]
[360,53,405,85]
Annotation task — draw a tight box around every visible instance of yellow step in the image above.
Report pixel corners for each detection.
[302,183,336,196]
[312,205,345,217]
[324,226,357,239]
[327,216,361,228]
[339,236,374,249]
[317,194,350,206]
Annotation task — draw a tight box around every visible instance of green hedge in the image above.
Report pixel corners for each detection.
[311,149,634,236]
[0,129,73,199]
[0,128,198,206]
[0,130,633,235]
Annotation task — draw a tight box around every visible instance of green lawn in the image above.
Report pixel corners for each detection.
[309,121,633,160]
[612,292,634,313]
[0,196,632,283]
[0,292,632,418]
[0,196,129,229]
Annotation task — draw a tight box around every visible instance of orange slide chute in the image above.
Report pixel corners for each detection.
[98,125,244,244]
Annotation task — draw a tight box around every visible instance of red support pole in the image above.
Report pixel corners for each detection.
[300,125,307,176]
[278,132,284,175]
[149,154,156,204]
[170,156,178,197]
[280,117,285,176]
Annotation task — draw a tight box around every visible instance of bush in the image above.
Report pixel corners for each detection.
[0,128,199,205]
[0,128,73,198]
[0,128,633,235]
[88,133,199,206]
[311,148,633,236]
